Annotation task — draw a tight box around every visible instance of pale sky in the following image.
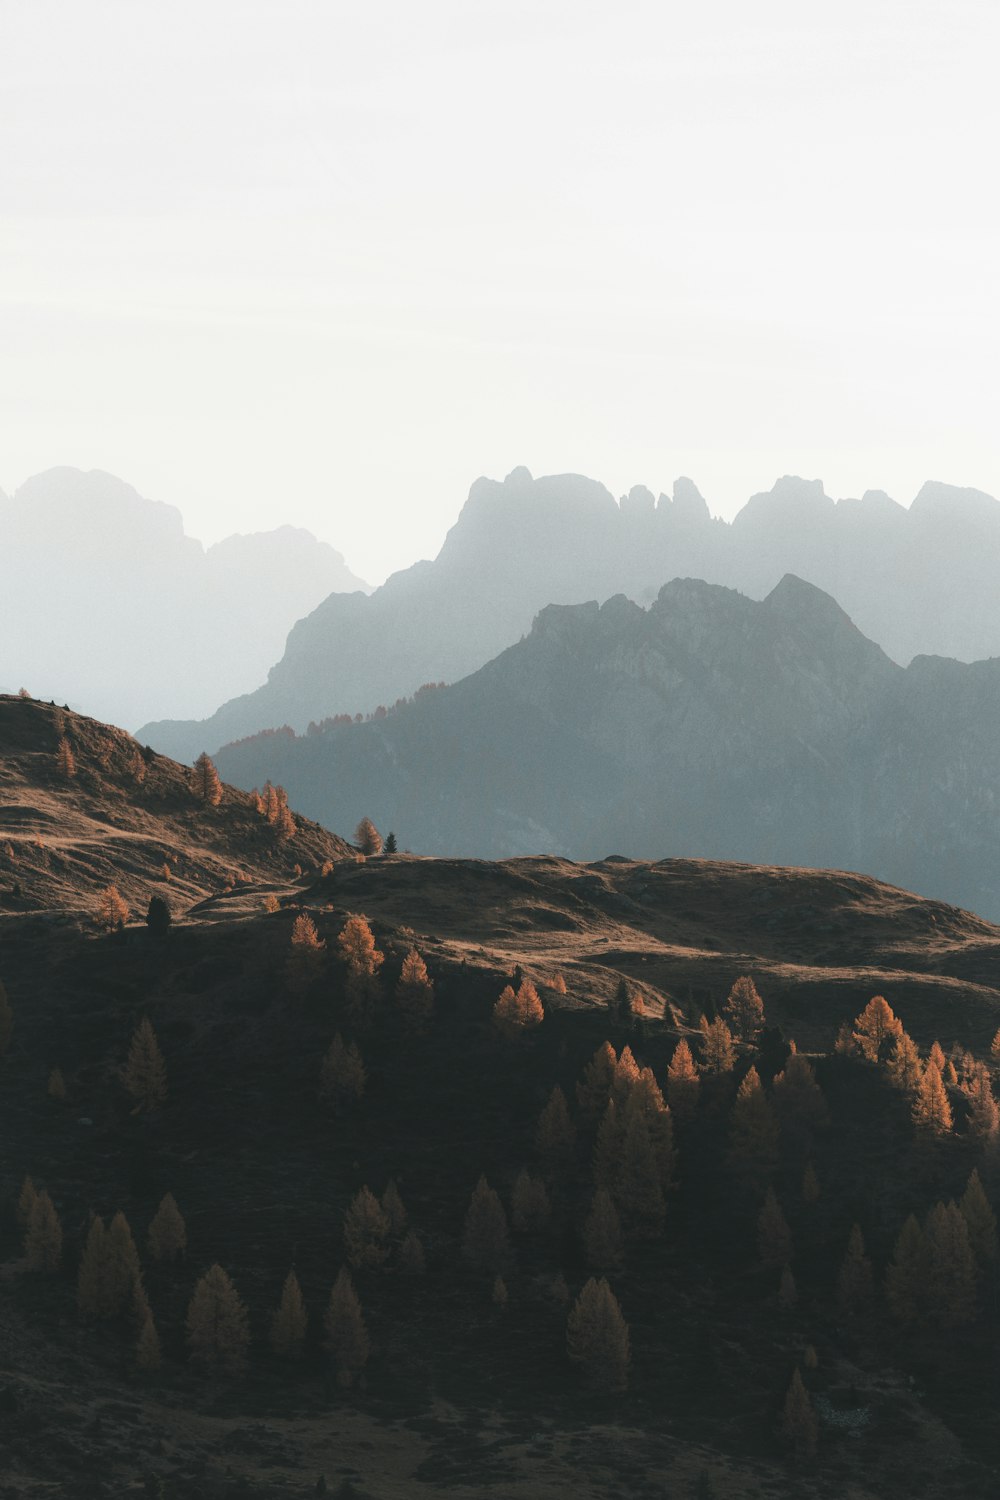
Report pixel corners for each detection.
[2,0,997,584]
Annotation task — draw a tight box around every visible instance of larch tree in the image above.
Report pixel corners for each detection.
[723,976,765,1043]
[666,1039,700,1121]
[24,1189,62,1272]
[576,1042,618,1123]
[886,1031,923,1093]
[462,1176,510,1274]
[729,1067,779,1180]
[991,1026,1000,1061]
[615,1093,666,1239]
[97,883,129,933]
[773,1049,828,1130]
[493,978,545,1037]
[925,1201,977,1328]
[270,1269,308,1359]
[583,1188,624,1271]
[0,981,12,1056]
[912,1060,952,1138]
[511,1171,551,1235]
[319,1033,366,1111]
[593,1099,622,1193]
[381,1179,408,1239]
[610,1045,641,1107]
[837,1224,874,1318]
[286,912,326,993]
[185,1264,251,1375]
[698,1014,736,1074]
[885,1214,927,1326]
[535,1085,577,1178]
[757,1187,792,1269]
[633,1067,677,1192]
[928,1040,946,1072]
[395,947,434,1032]
[400,1229,426,1275]
[16,1175,37,1230]
[324,1267,370,1387]
[148,1193,187,1263]
[343,1185,391,1270]
[780,1368,818,1458]
[566,1277,630,1393]
[193,752,223,807]
[963,1064,999,1139]
[851,995,903,1064]
[338,914,383,1023]
[55,735,76,778]
[123,1017,167,1112]
[354,816,383,856]
[959,1169,997,1265]
[135,1311,162,1372]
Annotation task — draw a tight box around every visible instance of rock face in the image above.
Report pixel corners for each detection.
[215,574,1000,920]
[141,467,1000,763]
[0,468,368,729]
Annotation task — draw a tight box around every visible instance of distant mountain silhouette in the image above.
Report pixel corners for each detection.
[140,466,1000,762]
[0,467,368,729]
[215,574,1000,920]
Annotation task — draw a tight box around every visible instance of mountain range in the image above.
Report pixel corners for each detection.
[0,467,368,729]
[215,573,1000,920]
[140,466,1000,763]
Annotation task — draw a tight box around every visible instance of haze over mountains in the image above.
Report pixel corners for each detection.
[140,466,1000,764]
[216,574,1000,922]
[0,467,368,729]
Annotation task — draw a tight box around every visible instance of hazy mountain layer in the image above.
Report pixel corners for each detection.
[141,466,1000,762]
[215,574,1000,920]
[0,467,368,728]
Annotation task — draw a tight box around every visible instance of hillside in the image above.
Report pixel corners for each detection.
[139,467,1000,763]
[0,467,368,729]
[214,574,1000,922]
[2,696,1000,1497]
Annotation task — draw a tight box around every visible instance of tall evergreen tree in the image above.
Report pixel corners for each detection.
[24,1190,62,1271]
[148,1193,187,1263]
[324,1267,369,1386]
[729,1067,779,1179]
[343,1186,391,1269]
[615,1093,666,1239]
[959,1169,998,1264]
[270,1270,308,1359]
[185,1265,251,1374]
[666,1039,700,1120]
[566,1277,630,1392]
[395,947,434,1031]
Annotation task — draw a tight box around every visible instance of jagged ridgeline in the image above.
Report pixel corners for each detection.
[214,575,1000,921]
[2,692,1000,1495]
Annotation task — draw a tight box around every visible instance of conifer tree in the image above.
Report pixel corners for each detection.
[145,896,171,935]
[380,1179,408,1239]
[851,995,903,1063]
[633,1067,677,1191]
[462,1176,510,1274]
[583,1187,624,1271]
[16,1174,37,1230]
[343,1185,391,1269]
[698,1014,736,1073]
[780,1368,818,1457]
[338,914,383,1022]
[354,816,383,856]
[0,981,12,1057]
[963,1063,1000,1139]
[286,912,326,992]
[148,1193,187,1263]
[319,1033,366,1111]
[925,1201,976,1328]
[324,1267,369,1386]
[885,1214,927,1326]
[729,1067,779,1179]
[593,1099,622,1192]
[773,1049,828,1129]
[264,782,281,824]
[886,1031,923,1092]
[616,1093,666,1238]
[383,831,398,854]
[535,1085,576,1177]
[135,1311,162,1372]
[78,1216,112,1321]
[55,735,76,778]
[185,1265,251,1374]
[566,1277,629,1393]
[24,1189,62,1271]
[801,1163,820,1204]
[276,801,297,840]
[193,752,223,806]
[123,1017,167,1111]
[97,883,129,932]
[493,978,545,1036]
[928,1040,946,1072]
[510,1171,551,1234]
[666,1039,700,1120]
[837,1223,874,1317]
[270,1270,308,1359]
[912,1059,952,1137]
[723,976,764,1043]
[778,1265,798,1309]
[610,1045,641,1106]
[395,947,434,1031]
[959,1169,997,1264]
[991,1026,1000,1061]
[400,1229,426,1275]
[757,1187,792,1269]
[576,1042,617,1122]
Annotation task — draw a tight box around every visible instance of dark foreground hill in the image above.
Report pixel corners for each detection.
[215,574,1000,922]
[0,466,368,730]
[2,697,1000,1497]
[140,467,1000,763]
